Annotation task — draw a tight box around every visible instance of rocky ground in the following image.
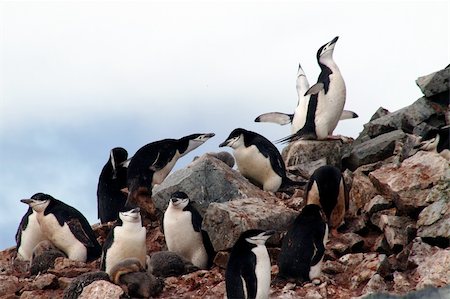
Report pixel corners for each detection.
[0,67,449,298]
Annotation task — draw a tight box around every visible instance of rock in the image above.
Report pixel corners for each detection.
[370,107,390,121]
[322,260,346,274]
[57,277,74,290]
[348,170,379,217]
[282,139,353,172]
[0,275,19,296]
[416,67,450,98]
[63,271,110,299]
[78,280,123,299]
[194,152,235,168]
[362,274,388,294]
[344,130,406,171]
[20,290,63,299]
[363,195,393,215]
[338,253,387,290]
[212,251,229,269]
[369,151,450,214]
[152,154,270,215]
[393,271,411,294]
[286,158,327,179]
[372,235,391,254]
[203,197,297,251]
[30,250,66,275]
[117,271,164,298]
[370,208,397,231]
[31,273,58,290]
[329,233,364,255]
[425,180,450,204]
[147,251,197,277]
[417,196,449,247]
[379,215,415,253]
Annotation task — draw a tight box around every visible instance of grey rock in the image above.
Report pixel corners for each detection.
[329,232,364,255]
[344,130,406,171]
[369,151,450,214]
[372,235,391,254]
[118,271,164,298]
[370,107,390,121]
[379,215,415,253]
[147,251,198,277]
[363,195,393,215]
[0,275,19,296]
[30,249,66,275]
[203,197,297,251]
[78,280,123,299]
[362,285,450,299]
[425,180,450,204]
[370,208,397,231]
[63,271,110,299]
[282,139,353,171]
[417,196,450,248]
[416,67,450,97]
[31,273,58,290]
[362,274,388,295]
[152,154,269,215]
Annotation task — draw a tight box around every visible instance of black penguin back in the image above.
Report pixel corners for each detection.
[15,207,33,249]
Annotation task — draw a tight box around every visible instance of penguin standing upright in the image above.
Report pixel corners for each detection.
[21,193,102,262]
[163,191,215,269]
[101,207,147,277]
[255,63,357,134]
[126,133,215,190]
[15,206,46,261]
[278,36,346,142]
[97,147,128,223]
[305,165,347,236]
[219,128,304,192]
[225,229,274,299]
[277,204,328,283]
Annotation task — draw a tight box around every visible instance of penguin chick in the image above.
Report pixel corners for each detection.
[101,207,147,278]
[219,128,304,192]
[97,147,128,224]
[21,193,101,262]
[305,165,347,236]
[163,191,215,269]
[277,204,328,283]
[109,257,144,285]
[15,206,46,261]
[225,229,274,299]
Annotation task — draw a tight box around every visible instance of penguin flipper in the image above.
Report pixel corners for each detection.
[304,82,324,96]
[67,218,96,248]
[201,230,216,268]
[311,230,325,266]
[241,258,258,298]
[254,112,293,125]
[340,110,359,120]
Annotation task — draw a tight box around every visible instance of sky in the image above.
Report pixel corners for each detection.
[0,1,448,249]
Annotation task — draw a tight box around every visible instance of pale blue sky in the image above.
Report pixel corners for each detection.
[0,1,448,248]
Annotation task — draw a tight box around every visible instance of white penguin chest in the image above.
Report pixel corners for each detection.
[18,212,46,260]
[152,152,180,185]
[105,224,147,273]
[251,244,271,299]
[233,146,279,184]
[164,208,204,258]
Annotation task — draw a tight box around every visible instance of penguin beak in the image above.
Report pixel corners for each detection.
[203,133,215,139]
[219,140,229,147]
[264,230,276,237]
[329,36,339,45]
[20,199,33,204]
[131,207,140,214]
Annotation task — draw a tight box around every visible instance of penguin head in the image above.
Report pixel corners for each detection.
[240,229,275,246]
[110,147,128,179]
[20,193,53,212]
[119,207,142,223]
[317,36,339,62]
[178,133,215,155]
[219,128,247,149]
[169,191,190,210]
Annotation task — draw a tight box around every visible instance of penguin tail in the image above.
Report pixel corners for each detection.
[275,133,300,144]
[280,176,307,191]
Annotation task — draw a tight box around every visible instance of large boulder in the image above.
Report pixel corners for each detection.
[152,154,269,215]
[416,66,450,98]
[417,190,449,248]
[203,197,297,251]
[369,151,450,214]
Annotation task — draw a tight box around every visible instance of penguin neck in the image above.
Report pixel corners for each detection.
[319,57,340,74]
[120,220,142,231]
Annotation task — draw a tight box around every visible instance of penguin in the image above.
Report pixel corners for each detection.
[219,128,305,192]
[255,63,357,134]
[15,206,46,261]
[101,206,147,277]
[277,204,328,283]
[126,133,215,190]
[97,147,128,223]
[225,229,274,299]
[162,191,215,269]
[305,165,348,236]
[20,193,102,262]
[278,36,346,142]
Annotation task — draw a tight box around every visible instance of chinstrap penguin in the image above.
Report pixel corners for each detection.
[225,229,274,299]
[255,63,357,134]
[278,36,346,142]
[101,206,147,277]
[15,206,47,261]
[21,193,101,262]
[219,128,305,192]
[305,165,348,236]
[163,191,215,269]
[97,147,128,223]
[277,204,328,284]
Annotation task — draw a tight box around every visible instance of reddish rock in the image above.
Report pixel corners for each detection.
[349,170,379,217]
[0,275,19,297]
[78,280,123,299]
